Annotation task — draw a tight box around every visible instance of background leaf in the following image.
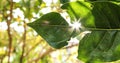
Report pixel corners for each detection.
[27,12,74,49]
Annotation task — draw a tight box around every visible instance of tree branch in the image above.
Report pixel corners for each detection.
[28,43,79,63]
[24,39,44,57]
[20,21,26,63]
[6,0,13,63]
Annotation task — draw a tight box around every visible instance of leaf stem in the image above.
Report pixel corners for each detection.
[85,28,120,31]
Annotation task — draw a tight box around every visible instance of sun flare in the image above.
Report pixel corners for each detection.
[70,19,81,30]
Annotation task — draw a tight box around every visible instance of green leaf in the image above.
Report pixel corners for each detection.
[62,1,120,63]
[61,1,92,21]
[85,0,120,1]
[60,0,70,4]
[27,12,74,49]
[61,1,120,29]
[91,2,120,29]
[78,31,120,63]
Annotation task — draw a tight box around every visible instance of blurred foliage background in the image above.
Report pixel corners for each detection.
[0,0,120,63]
[0,0,81,63]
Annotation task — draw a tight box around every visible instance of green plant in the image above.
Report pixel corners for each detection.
[28,0,120,63]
